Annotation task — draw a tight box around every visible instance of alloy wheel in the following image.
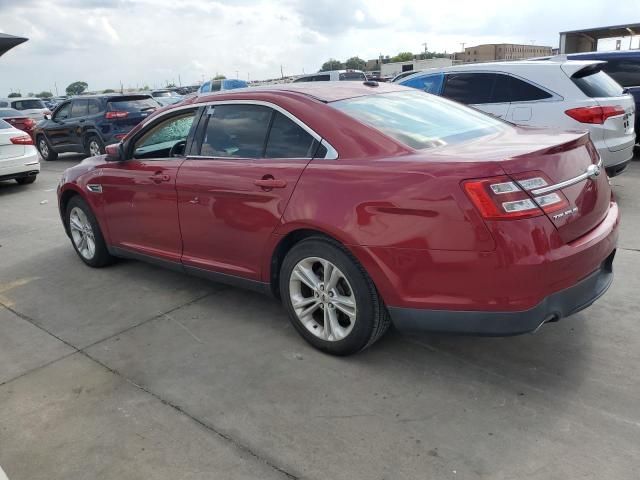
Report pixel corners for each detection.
[69,207,96,260]
[288,256,357,341]
[39,139,49,158]
[89,140,101,157]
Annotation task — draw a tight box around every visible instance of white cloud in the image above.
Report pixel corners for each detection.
[0,0,637,95]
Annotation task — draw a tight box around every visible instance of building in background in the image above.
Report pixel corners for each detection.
[453,43,553,63]
[379,58,453,78]
[559,23,640,53]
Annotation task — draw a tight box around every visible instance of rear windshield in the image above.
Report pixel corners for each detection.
[153,91,172,97]
[572,67,624,98]
[107,97,158,112]
[332,91,509,149]
[339,72,366,81]
[0,108,23,117]
[12,99,45,110]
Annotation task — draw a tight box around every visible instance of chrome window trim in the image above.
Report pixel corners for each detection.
[135,99,340,160]
[530,158,603,196]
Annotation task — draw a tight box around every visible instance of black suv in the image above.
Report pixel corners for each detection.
[34,94,159,161]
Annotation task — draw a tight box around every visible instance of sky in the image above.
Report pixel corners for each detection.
[0,0,638,95]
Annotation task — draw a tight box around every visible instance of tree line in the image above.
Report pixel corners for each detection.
[320,51,450,72]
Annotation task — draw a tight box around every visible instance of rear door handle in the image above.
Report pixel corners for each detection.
[254,178,287,189]
[150,173,171,183]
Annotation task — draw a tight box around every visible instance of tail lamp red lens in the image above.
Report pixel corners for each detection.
[10,135,34,145]
[464,172,569,220]
[565,105,625,124]
[105,111,129,119]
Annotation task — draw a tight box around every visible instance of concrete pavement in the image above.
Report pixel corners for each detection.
[1,154,639,479]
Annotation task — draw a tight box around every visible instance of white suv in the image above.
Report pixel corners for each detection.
[0,97,51,120]
[292,70,367,83]
[399,60,636,176]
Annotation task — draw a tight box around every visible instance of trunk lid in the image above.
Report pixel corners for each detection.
[0,128,26,160]
[499,129,611,243]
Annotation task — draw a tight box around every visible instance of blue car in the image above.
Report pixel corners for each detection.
[198,78,248,94]
[560,51,640,142]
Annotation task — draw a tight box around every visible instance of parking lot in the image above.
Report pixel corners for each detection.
[0,154,639,479]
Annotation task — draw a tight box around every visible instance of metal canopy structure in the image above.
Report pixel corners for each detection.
[559,23,640,54]
[0,33,28,58]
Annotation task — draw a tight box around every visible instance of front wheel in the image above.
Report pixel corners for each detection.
[16,176,36,185]
[37,136,58,161]
[65,196,114,267]
[280,238,390,355]
[85,135,105,157]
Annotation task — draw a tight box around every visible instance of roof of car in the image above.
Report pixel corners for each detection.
[196,81,408,103]
[565,50,640,58]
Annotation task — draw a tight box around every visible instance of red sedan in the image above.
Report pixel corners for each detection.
[57,82,618,355]
[0,108,37,139]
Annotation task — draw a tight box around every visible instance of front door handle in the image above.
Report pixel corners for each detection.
[254,178,287,189]
[150,173,171,183]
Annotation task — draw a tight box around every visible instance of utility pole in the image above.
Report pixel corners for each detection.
[422,42,428,54]
[460,42,466,51]
[280,65,284,79]
[54,82,58,96]
[235,70,239,79]
[178,74,182,86]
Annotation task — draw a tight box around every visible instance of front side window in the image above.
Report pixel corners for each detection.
[200,104,272,158]
[401,73,444,94]
[70,100,88,117]
[443,73,496,104]
[332,91,509,150]
[54,102,71,120]
[265,112,318,158]
[133,111,196,159]
[211,81,222,92]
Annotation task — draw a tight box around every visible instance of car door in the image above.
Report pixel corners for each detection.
[68,99,89,149]
[442,72,510,119]
[176,103,323,281]
[45,101,74,149]
[99,108,198,263]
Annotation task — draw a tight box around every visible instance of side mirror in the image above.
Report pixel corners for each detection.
[44,113,51,120]
[105,143,123,161]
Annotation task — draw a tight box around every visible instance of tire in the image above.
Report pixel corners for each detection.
[280,237,390,356]
[37,135,57,161]
[85,134,105,157]
[16,176,36,185]
[65,196,114,267]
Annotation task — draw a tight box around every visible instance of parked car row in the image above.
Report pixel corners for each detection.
[0,97,50,120]
[0,118,39,185]
[398,59,636,176]
[57,81,619,355]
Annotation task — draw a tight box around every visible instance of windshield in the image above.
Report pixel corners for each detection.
[12,99,46,110]
[332,91,509,149]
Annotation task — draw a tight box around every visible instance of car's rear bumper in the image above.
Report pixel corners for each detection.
[0,150,40,181]
[598,141,634,170]
[388,250,615,335]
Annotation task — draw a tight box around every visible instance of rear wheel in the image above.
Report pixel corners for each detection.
[16,176,36,185]
[85,134,105,157]
[280,237,390,355]
[65,196,114,267]
[37,136,57,161]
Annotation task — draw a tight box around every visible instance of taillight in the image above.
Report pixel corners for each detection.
[10,135,34,145]
[105,111,129,119]
[24,118,36,129]
[565,106,625,124]
[464,172,569,220]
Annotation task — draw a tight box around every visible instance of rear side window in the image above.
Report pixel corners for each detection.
[443,73,495,104]
[12,99,45,110]
[265,112,318,158]
[333,91,509,150]
[572,67,623,98]
[200,104,272,158]
[312,75,330,82]
[505,75,552,102]
[70,99,88,117]
[87,99,101,115]
[600,59,640,87]
[108,97,158,112]
[339,72,366,81]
